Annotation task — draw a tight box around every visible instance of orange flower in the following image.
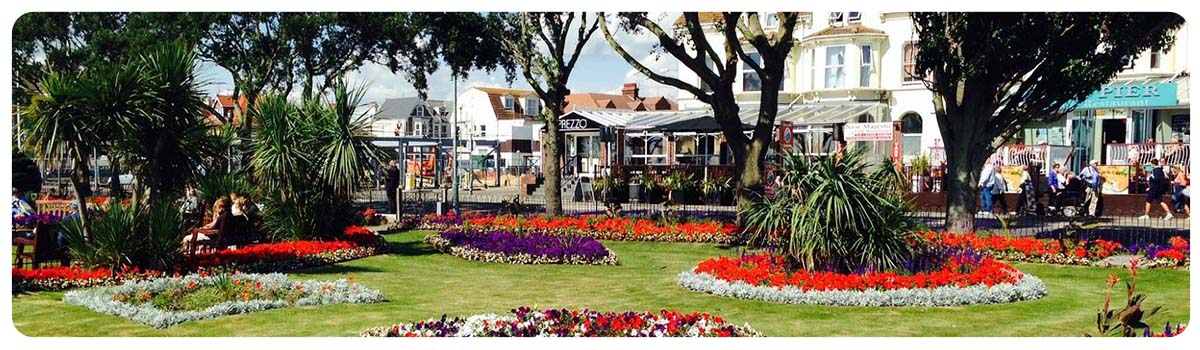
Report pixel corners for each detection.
[348,275,355,282]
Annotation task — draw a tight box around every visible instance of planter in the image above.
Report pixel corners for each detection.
[628,183,641,203]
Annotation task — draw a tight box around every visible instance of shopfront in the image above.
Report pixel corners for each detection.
[1061,81,1186,171]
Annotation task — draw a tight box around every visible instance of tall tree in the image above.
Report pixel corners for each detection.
[498,12,599,215]
[602,12,798,211]
[910,12,1184,232]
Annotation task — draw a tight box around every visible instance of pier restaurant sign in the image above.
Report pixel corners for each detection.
[1073,82,1177,109]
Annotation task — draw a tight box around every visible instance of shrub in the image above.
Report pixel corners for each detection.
[741,147,919,273]
[60,201,186,271]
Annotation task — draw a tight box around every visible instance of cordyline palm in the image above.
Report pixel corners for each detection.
[312,83,384,200]
[22,65,143,237]
[110,43,226,209]
[741,147,918,272]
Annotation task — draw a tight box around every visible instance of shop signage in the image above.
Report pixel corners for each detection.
[1074,82,1178,109]
[844,122,893,142]
[778,121,794,148]
[558,114,602,131]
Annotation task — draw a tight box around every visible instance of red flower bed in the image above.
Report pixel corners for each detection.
[693,253,1022,291]
[14,226,382,292]
[426,214,738,243]
[924,232,1190,267]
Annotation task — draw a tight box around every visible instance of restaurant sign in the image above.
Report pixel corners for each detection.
[558,114,603,131]
[844,122,893,142]
[1073,82,1178,109]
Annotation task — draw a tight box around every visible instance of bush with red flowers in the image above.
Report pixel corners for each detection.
[361,306,761,337]
[13,226,384,292]
[677,251,1046,306]
[421,213,738,244]
[925,232,1190,268]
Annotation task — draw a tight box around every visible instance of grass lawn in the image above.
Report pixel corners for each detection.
[11,230,1191,337]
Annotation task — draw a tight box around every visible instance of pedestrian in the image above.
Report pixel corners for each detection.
[1079,160,1103,217]
[1047,163,1065,210]
[1017,165,1038,215]
[978,162,997,214]
[1171,164,1187,213]
[12,188,34,218]
[992,171,1010,215]
[180,188,201,229]
[385,160,401,214]
[1140,159,1174,220]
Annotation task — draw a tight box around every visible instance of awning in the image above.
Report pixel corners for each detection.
[769,102,883,125]
[559,102,884,133]
[656,116,750,132]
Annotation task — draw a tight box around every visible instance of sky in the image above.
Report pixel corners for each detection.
[198,12,684,106]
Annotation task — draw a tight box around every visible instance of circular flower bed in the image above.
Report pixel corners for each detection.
[63,272,384,329]
[361,306,761,337]
[677,252,1046,307]
[420,213,739,243]
[426,229,618,265]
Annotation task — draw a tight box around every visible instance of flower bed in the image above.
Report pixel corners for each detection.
[13,226,385,293]
[421,213,738,244]
[425,229,618,265]
[63,273,383,328]
[677,252,1046,306]
[361,306,761,337]
[925,232,1190,268]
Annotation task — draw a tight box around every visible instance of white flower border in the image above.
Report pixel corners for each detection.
[63,273,384,328]
[361,310,762,337]
[676,271,1047,307]
[425,235,620,265]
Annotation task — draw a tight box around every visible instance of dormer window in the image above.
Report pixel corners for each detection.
[525,96,540,116]
[502,95,515,110]
[415,105,427,117]
[847,12,861,22]
[829,12,844,26]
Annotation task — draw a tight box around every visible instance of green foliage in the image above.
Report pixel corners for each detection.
[60,201,185,271]
[195,171,253,207]
[250,82,382,240]
[662,172,695,194]
[741,147,919,272]
[636,172,659,191]
[11,149,42,193]
[1089,265,1164,337]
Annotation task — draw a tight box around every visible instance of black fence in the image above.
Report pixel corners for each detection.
[358,189,1189,247]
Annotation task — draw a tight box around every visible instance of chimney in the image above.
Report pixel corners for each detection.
[621,83,639,100]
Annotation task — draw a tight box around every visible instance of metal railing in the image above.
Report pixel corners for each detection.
[1105,142,1190,167]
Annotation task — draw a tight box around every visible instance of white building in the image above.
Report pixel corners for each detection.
[673,12,1189,170]
[455,86,544,168]
[368,97,451,139]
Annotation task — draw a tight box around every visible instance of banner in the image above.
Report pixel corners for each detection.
[1097,165,1131,195]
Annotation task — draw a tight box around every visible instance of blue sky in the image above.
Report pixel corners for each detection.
[198,13,682,105]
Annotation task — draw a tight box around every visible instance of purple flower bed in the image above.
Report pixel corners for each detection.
[425,229,619,265]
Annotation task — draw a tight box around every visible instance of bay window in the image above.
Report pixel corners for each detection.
[824,46,846,89]
[860,44,873,87]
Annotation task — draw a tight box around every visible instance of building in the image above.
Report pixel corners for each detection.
[456,83,677,170]
[203,94,248,127]
[369,97,452,138]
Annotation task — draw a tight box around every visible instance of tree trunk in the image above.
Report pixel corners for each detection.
[108,155,123,198]
[543,119,563,215]
[737,138,769,206]
[943,135,985,233]
[69,146,92,239]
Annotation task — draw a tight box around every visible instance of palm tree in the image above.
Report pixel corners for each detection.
[22,65,142,236]
[109,43,225,210]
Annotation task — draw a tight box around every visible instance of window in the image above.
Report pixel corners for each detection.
[760,12,779,28]
[808,48,816,90]
[828,12,843,25]
[478,125,487,137]
[624,134,667,165]
[824,46,846,89]
[743,52,762,92]
[415,105,427,117]
[524,96,540,116]
[1150,50,1161,69]
[674,134,719,165]
[901,112,923,157]
[848,12,861,22]
[859,44,873,87]
[501,95,514,110]
[902,41,919,83]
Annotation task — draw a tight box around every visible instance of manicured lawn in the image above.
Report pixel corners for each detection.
[11,230,1191,336]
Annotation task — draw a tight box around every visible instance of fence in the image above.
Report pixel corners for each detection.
[1105,142,1190,168]
[356,188,1187,246]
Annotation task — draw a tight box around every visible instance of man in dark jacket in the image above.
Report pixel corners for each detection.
[385,160,401,214]
[1139,159,1174,220]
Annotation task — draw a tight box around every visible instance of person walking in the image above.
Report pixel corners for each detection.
[385,160,401,214]
[180,188,201,229]
[1047,163,1065,210]
[978,162,997,215]
[992,171,1010,215]
[1171,164,1187,213]
[1140,159,1174,220]
[1079,160,1103,217]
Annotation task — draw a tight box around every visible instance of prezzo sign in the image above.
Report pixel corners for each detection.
[844,122,893,142]
[558,115,601,131]
[1074,82,1178,109]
